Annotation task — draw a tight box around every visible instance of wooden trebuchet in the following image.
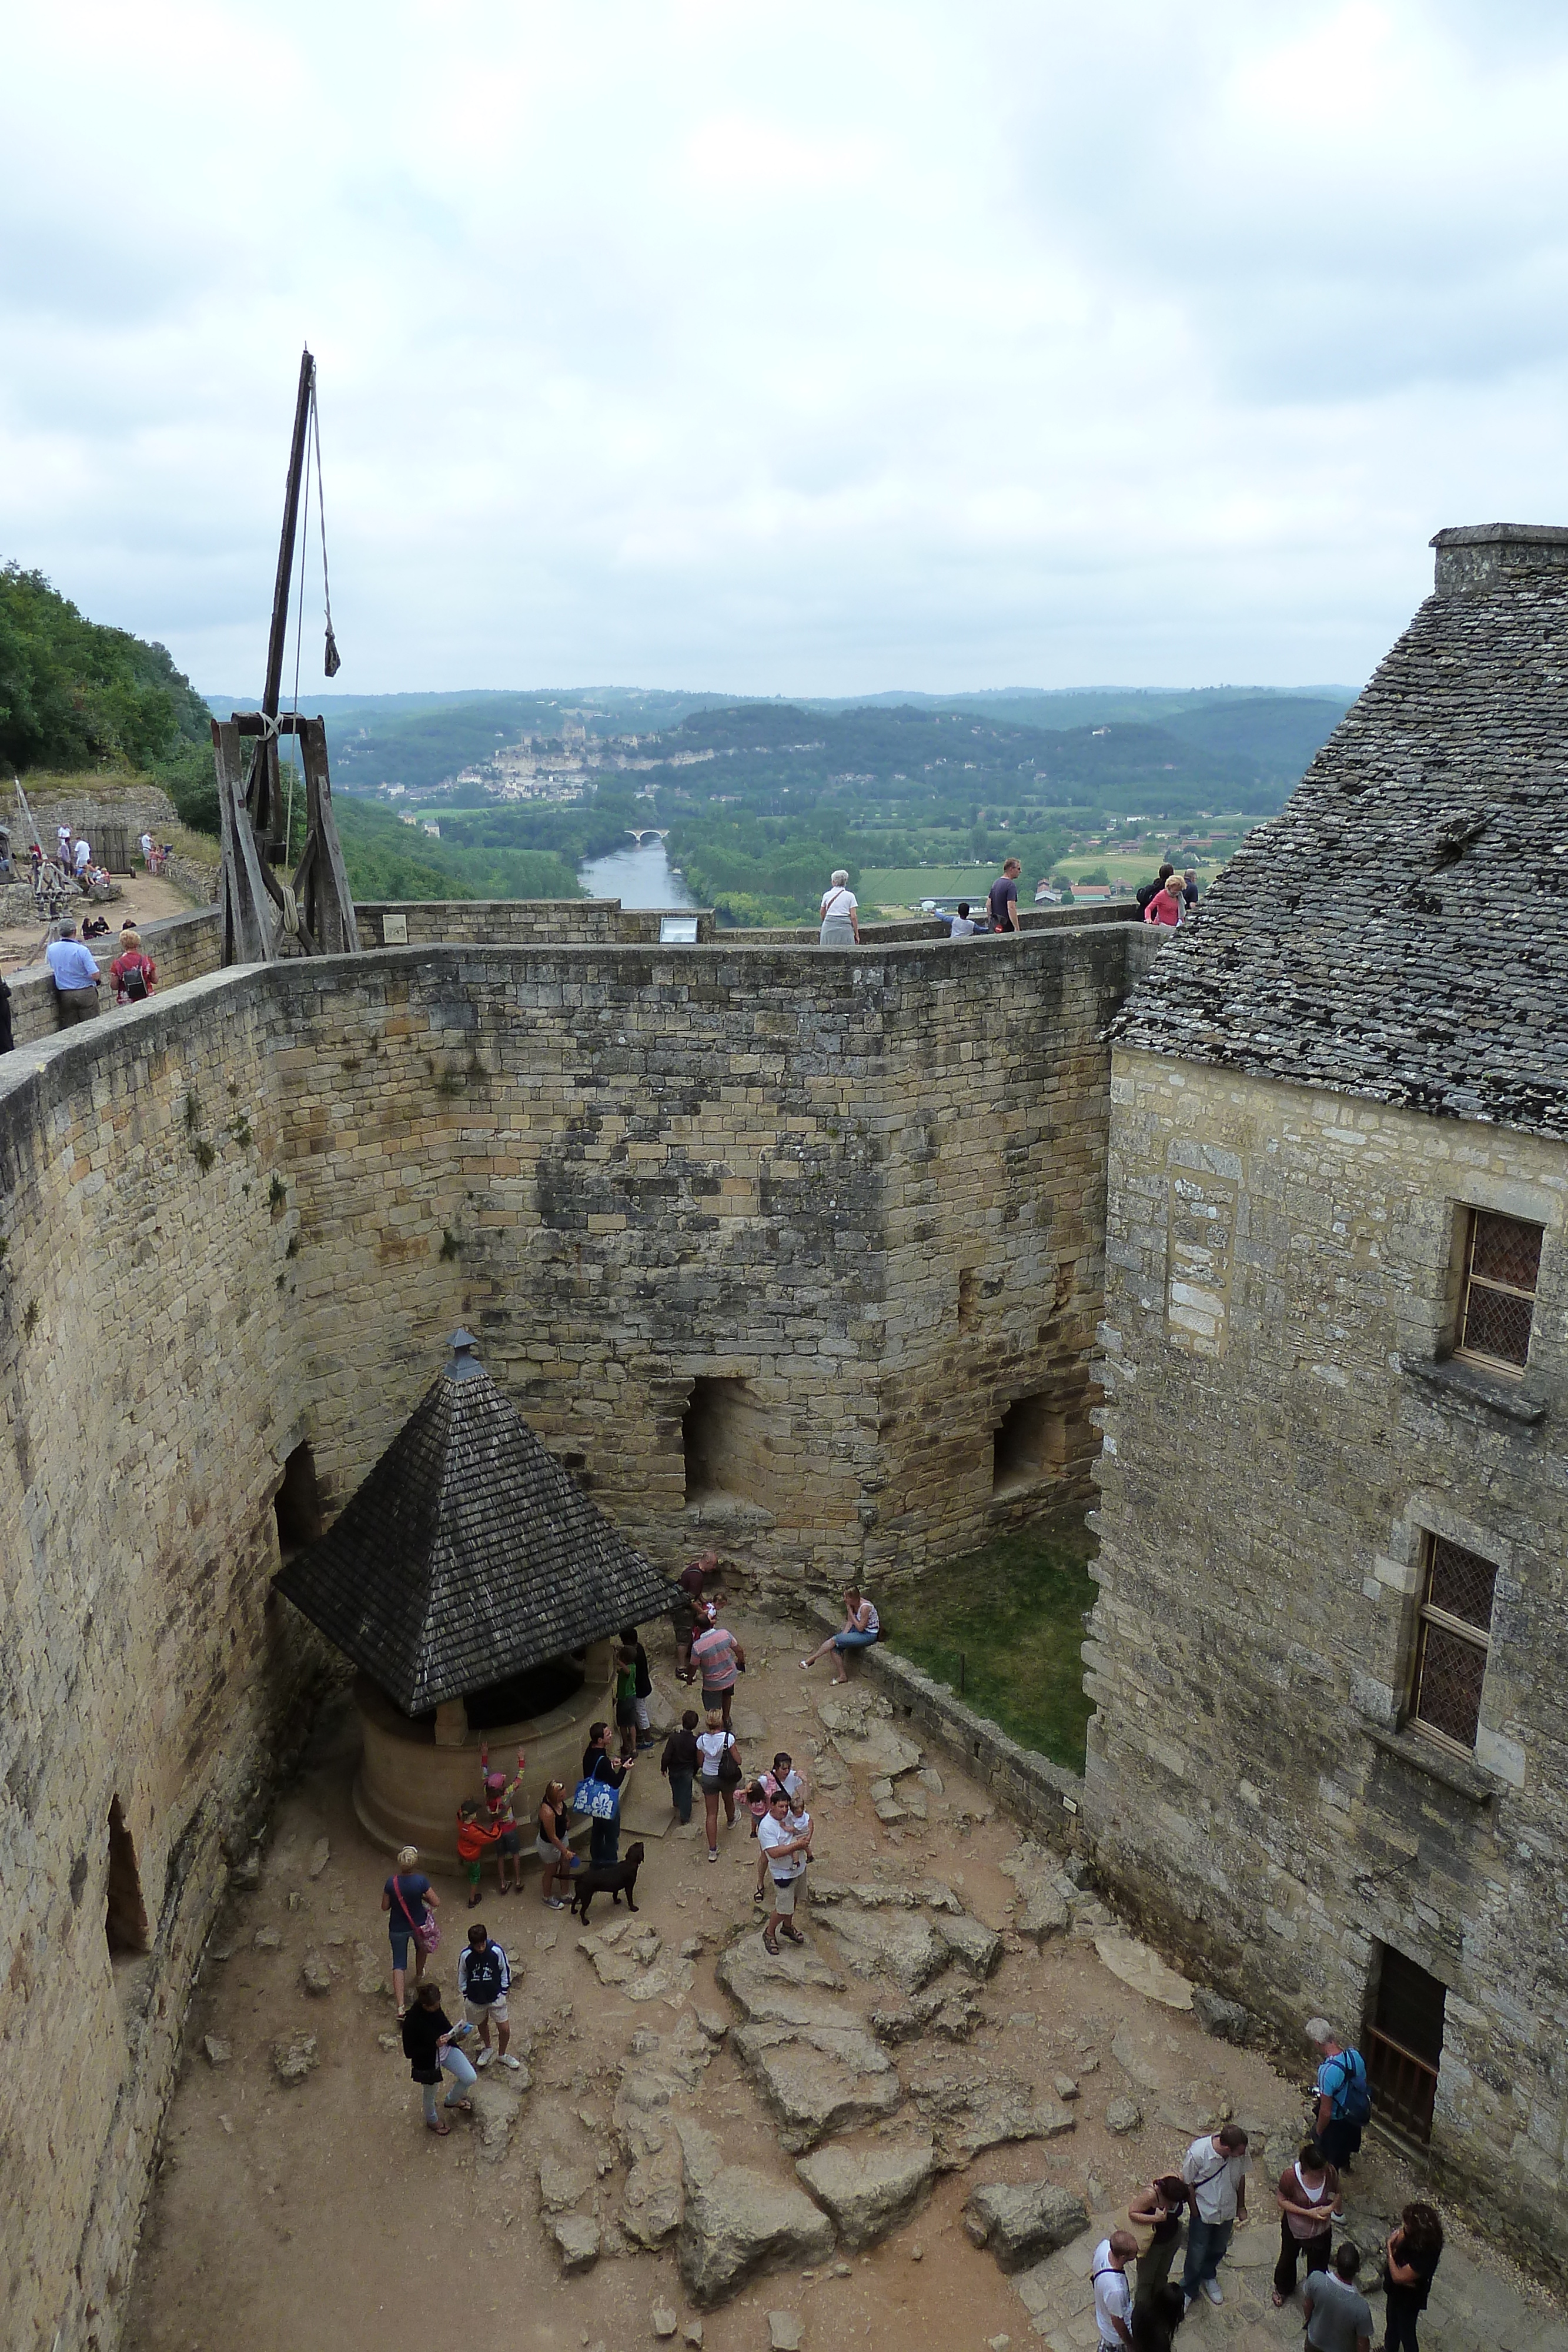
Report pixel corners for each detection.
[212,713,359,964]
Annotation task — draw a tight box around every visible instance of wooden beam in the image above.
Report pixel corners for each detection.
[211,721,277,964]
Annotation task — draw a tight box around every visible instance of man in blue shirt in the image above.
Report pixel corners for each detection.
[987,858,1022,934]
[45,923,102,1025]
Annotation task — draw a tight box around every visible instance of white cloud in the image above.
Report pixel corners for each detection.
[2,0,1566,697]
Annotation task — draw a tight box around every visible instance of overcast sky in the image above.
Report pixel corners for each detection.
[5,1,1567,698]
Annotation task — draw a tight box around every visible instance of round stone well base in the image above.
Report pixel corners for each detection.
[352,1643,612,1876]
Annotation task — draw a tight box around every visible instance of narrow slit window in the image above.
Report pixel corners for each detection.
[1456,1209,1542,1374]
[1409,1533,1497,1752]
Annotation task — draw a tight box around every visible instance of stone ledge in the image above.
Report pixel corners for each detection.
[800,1598,1088,1855]
[1362,1721,1504,1805]
[1398,1354,1549,1428]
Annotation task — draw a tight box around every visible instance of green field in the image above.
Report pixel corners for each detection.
[858,864,1005,909]
[878,1523,1096,1770]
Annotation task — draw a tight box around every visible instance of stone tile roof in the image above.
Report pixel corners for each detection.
[1112,525,1568,1138]
[273,1338,672,1715]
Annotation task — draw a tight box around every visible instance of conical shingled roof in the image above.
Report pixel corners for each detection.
[273,1335,673,1715]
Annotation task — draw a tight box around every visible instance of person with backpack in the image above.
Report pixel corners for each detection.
[456,1922,521,2069]
[109,927,156,1005]
[1308,2020,1372,2169]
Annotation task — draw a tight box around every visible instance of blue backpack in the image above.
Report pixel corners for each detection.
[1329,2049,1372,2124]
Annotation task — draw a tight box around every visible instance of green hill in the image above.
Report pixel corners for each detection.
[1,563,213,772]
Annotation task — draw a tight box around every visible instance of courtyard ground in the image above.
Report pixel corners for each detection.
[1,870,202,975]
[125,1603,1567,2352]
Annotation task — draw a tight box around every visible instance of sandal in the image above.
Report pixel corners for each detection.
[763,1933,780,1955]
[780,1923,805,1944]
[449,2097,474,2113]
[426,2118,450,2135]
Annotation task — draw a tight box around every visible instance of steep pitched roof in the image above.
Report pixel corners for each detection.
[1113,524,1568,1139]
[273,1335,673,1715]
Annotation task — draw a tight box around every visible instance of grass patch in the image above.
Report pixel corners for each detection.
[880,1522,1095,1771]
[858,864,1002,908]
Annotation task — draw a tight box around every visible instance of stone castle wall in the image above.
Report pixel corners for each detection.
[0,974,336,2351]
[1,913,1153,2344]
[1085,1048,1568,2266]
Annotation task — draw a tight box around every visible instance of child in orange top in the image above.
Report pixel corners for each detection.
[456,1799,502,1909]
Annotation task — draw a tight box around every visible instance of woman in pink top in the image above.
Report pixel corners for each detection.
[1143,880,1183,927]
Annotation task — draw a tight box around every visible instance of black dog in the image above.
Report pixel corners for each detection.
[570,1842,646,1926]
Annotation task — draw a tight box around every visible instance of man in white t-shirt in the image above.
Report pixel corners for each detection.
[1181,2123,1251,2308]
[140,831,154,865]
[74,836,91,877]
[1091,2231,1137,2352]
[757,1788,810,1956]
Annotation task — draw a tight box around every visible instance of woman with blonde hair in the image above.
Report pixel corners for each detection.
[381,1843,440,2019]
[109,927,156,1004]
[818,869,860,946]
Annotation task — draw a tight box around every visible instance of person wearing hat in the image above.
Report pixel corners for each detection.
[478,1742,526,1894]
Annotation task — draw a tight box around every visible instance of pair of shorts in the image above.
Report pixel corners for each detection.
[615,1699,637,1728]
[536,1832,563,1863]
[497,1827,521,1855]
[768,1876,801,1915]
[465,1859,482,1886]
[465,1994,507,2027]
[389,1929,413,1967]
[700,1772,726,1795]
[701,1685,732,1711]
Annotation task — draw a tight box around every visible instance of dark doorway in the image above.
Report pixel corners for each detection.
[106,1796,149,1958]
[683,1377,773,1505]
[275,1442,323,1554]
[1366,1945,1446,2141]
[993,1395,1065,1495]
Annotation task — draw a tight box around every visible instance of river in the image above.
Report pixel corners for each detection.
[576,837,698,910]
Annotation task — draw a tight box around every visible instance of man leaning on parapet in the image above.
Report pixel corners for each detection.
[46,920,102,1025]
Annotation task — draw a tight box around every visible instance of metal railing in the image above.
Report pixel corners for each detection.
[1366,2025,1438,2143]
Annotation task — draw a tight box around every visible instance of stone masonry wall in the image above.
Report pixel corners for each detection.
[0,975,335,2350]
[273,923,1155,1595]
[354,899,718,946]
[0,915,1154,2345]
[1085,1048,1568,2266]
[7,909,223,1047]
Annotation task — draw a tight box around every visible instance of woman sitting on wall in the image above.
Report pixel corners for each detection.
[800,1587,880,1685]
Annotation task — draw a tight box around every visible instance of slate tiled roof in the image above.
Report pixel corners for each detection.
[274,1338,674,1715]
[1112,524,1568,1139]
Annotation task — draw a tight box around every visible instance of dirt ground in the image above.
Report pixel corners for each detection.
[1,871,199,975]
[122,1608,1542,2352]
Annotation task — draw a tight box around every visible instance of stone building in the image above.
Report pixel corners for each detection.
[0,908,1149,2346]
[1085,523,1568,2264]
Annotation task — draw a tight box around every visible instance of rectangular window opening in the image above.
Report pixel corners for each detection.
[992,1394,1067,1496]
[1455,1207,1542,1375]
[683,1377,775,1506]
[1409,1532,1497,1753]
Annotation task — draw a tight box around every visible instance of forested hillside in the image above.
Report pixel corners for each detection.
[0,564,212,772]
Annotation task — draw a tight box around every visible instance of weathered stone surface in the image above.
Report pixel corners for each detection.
[652,2306,678,2340]
[731,2022,902,2151]
[962,2182,1089,2271]
[918,1880,961,1913]
[1191,1989,1253,2045]
[682,2326,704,2348]
[793,2137,937,2249]
[909,2066,1076,2164]
[579,1930,694,2006]
[470,2073,526,2161]
[300,1950,333,1995]
[1091,1934,1192,2010]
[1108,2032,1166,2094]
[817,1689,922,1779]
[694,2009,728,2043]
[716,1938,845,2027]
[553,2213,602,2273]
[622,2149,684,2249]
[272,2032,317,2086]
[675,2121,835,2306]
[1017,1883,1071,1946]
[307,1835,331,1879]
[539,2155,595,2212]
[767,2313,803,2351]
[818,1906,948,1996]
[252,1927,281,1952]
[1105,2097,1143,2137]
[1054,2075,1079,2102]
[202,2036,231,2067]
[230,1853,262,1892]
[932,1912,1003,1979]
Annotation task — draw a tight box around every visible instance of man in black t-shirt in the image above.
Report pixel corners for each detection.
[988,858,1022,934]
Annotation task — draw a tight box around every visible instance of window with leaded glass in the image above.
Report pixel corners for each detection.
[1409,1534,1497,1751]
[1456,1210,1542,1374]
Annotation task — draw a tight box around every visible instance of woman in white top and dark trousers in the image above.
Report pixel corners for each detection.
[818,871,859,946]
